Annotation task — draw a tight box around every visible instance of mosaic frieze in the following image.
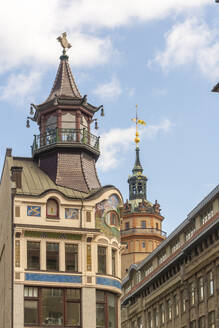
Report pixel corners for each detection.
[27,206,41,217]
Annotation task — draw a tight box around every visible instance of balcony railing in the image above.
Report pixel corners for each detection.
[32,128,100,155]
[120,227,167,237]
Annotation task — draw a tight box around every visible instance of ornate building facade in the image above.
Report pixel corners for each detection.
[121,144,166,278]
[121,185,219,328]
[0,36,123,328]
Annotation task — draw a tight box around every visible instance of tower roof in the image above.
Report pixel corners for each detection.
[132,146,143,175]
[45,54,82,102]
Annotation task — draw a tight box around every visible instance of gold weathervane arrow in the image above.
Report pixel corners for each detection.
[131,104,146,146]
[57,32,72,55]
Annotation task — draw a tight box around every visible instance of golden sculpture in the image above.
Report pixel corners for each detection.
[131,105,146,146]
[57,32,72,55]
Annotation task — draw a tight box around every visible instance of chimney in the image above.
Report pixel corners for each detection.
[11,167,23,189]
[6,148,12,157]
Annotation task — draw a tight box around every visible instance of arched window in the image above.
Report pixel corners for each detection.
[46,198,59,218]
[105,211,119,226]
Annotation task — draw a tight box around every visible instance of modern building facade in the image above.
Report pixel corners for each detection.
[121,185,219,328]
[121,144,166,278]
[0,36,123,328]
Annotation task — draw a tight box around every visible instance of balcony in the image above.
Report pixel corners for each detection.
[32,128,100,157]
[120,227,167,238]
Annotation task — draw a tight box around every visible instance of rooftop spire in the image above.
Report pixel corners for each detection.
[128,105,147,200]
[45,32,81,103]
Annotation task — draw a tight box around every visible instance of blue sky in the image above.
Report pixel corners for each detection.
[0,0,218,234]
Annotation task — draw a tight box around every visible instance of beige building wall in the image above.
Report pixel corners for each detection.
[0,153,13,328]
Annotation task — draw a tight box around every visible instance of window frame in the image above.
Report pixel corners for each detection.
[27,241,40,271]
[46,198,59,219]
[24,287,81,327]
[98,246,107,274]
[65,243,78,273]
[46,242,59,271]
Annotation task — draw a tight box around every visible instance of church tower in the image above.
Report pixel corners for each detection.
[121,107,166,278]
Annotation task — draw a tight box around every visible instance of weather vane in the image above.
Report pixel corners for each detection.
[131,104,146,147]
[57,32,72,55]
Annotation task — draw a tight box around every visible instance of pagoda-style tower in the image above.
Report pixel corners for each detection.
[121,108,166,278]
[28,38,103,193]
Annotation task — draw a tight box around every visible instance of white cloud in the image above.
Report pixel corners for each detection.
[93,77,122,101]
[98,119,173,171]
[0,0,210,74]
[0,71,41,103]
[149,18,219,80]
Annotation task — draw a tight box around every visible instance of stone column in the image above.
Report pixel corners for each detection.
[82,287,96,328]
[59,240,65,272]
[41,239,46,270]
[13,284,24,328]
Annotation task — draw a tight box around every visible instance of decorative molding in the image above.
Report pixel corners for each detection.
[96,276,121,289]
[25,272,82,283]
[24,231,82,240]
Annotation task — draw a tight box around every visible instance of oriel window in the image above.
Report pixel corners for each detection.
[65,244,78,272]
[46,243,59,271]
[27,241,40,270]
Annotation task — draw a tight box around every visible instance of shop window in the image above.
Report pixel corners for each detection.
[98,246,106,274]
[65,244,78,272]
[46,198,59,218]
[96,291,117,328]
[46,243,59,271]
[24,287,38,325]
[27,241,40,270]
[24,287,81,327]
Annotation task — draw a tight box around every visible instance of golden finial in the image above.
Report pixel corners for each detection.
[131,104,146,146]
[57,32,72,55]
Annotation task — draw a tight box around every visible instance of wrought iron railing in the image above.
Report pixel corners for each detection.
[32,128,100,154]
[120,227,167,237]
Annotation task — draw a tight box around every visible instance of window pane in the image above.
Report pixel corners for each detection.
[96,303,105,328]
[46,243,59,271]
[24,300,38,324]
[66,288,80,300]
[108,293,116,328]
[112,249,116,276]
[66,302,80,326]
[27,241,40,270]
[65,244,78,272]
[42,288,63,326]
[98,247,106,274]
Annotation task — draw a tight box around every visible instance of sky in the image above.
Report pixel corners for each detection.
[0,0,218,235]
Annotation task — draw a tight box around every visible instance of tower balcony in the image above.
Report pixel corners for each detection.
[32,128,100,158]
[120,227,167,238]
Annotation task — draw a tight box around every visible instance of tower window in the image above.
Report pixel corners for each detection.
[138,183,143,193]
[132,185,136,193]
